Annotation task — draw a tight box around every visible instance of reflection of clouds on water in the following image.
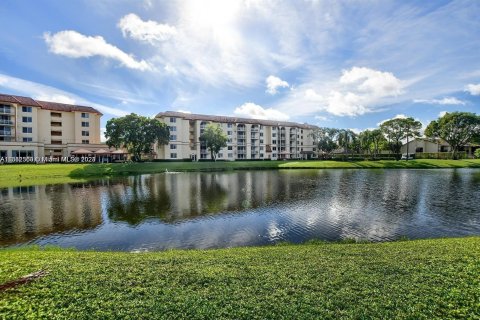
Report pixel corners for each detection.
[1,169,480,250]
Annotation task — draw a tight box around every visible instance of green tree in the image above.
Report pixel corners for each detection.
[401,118,422,160]
[199,123,228,161]
[310,127,338,158]
[336,129,357,156]
[475,149,480,159]
[425,112,480,159]
[370,129,387,158]
[380,118,405,158]
[105,113,170,161]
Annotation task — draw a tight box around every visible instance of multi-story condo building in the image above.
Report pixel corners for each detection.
[156,111,318,161]
[0,93,104,159]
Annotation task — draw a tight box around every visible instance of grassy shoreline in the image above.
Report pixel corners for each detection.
[0,159,479,188]
[0,237,478,319]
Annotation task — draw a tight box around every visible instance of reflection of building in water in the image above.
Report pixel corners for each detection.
[107,171,308,224]
[0,184,102,246]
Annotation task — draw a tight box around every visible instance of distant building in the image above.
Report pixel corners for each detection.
[0,93,105,159]
[401,137,479,158]
[155,111,318,160]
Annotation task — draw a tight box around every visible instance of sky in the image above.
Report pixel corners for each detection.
[0,0,479,137]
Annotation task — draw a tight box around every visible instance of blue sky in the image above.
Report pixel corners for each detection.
[0,0,479,136]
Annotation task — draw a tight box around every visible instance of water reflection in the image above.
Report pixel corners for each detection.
[0,169,479,250]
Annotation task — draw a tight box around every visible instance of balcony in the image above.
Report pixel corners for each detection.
[237,127,245,132]
[0,108,12,115]
[0,119,13,125]
[251,128,259,132]
[237,142,245,146]
[0,130,13,136]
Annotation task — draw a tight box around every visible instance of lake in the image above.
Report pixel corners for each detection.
[1,169,479,251]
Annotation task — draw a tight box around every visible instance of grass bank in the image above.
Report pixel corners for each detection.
[0,237,479,319]
[1,159,480,188]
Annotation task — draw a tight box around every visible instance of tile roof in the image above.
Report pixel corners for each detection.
[156,111,317,129]
[0,93,102,115]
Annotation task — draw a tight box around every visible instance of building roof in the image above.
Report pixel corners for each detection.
[0,93,102,115]
[156,111,318,129]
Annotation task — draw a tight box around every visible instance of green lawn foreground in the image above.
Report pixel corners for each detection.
[1,159,480,188]
[0,237,478,319]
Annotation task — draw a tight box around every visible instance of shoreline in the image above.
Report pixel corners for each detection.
[0,159,479,188]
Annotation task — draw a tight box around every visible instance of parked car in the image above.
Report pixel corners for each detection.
[401,153,415,160]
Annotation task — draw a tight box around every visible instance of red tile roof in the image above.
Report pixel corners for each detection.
[156,111,317,129]
[0,93,102,115]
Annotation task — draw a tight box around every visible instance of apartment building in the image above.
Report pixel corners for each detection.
[0,93,104,159]
[156,111,318,161]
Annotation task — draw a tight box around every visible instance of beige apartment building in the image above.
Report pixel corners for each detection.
[156,111,318,161]
[0,93,104,160]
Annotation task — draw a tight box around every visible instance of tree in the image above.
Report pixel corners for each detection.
[380,118,405,158]
[310,127,338,158]
[336,129,357,156]
[105,113,170,161]
[425,112,480,160]
[370,129,387,158]
[475,149,480,159]
[400,118,422,160]
[199,123,228,161]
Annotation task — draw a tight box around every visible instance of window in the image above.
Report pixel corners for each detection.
[82,131,89,136]
[51,121,62,127]
[170,153,177,159]
[260,154,264,158]
[51,112,62,117]
[260,139,264,143]
[81,122,89,127]
[81,113,89,118]
[82,140,90,144]
[170,135,177,140]
[228,153,233,158]
[22,127,32,133]
[272,140,277,144]
[273,147,277,151]
[170,144,177,149]
[22,106,32,113]
[0,150,6,158]
[227,123,233,128]
[272,133,277,137]
[51,140,62,144]
[22,116,32,123]
[227,146,233,150]
[51,131,62,136]
[228,138,233,143]
[227,131,232,135]
[23,137,32,142]
[169,126,176,131]
[12,150,34,157]
[260,133,264,137]
[169,117,176,123]
[218,153,223,158]
[260,146,264,150]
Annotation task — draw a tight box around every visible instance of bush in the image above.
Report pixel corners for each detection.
[475,149,480,159]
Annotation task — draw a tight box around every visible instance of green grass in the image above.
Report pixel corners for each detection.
[0,237,479,319]
[1,159,480,188]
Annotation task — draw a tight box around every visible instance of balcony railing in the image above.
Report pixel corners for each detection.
[237,127,245,132]
[0,119,13,125]
[0,109,12,115]
[0,130,13,136]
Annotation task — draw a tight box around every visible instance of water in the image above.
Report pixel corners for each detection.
[1,169,479,251]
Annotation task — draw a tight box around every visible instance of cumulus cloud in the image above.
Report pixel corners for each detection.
[377,114,408,126]
[304,89,323,102]
[465,83,480,96]
[265,75,289,95]
[234,102,289,121]
[43,30,151,71]
[413,97,466,105]
[323,67,404,116]
[118,13,177,44]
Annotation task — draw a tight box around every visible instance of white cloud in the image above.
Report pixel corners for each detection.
[439,111,448,118]
[465,83,480,96]
[314,115,328,121]
[265,75,289,95]
[413,97,466,105]
[0,73,128,117]
[304,89,323,102]
[100,127,107,142]
[118,13,177,44]
[35,94,76,104]
[377,114,407,126]
[234,102,289,121]
[43,30,151,71]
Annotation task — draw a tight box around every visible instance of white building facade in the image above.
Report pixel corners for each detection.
[156,111,318,160]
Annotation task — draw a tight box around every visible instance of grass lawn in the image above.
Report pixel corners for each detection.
[0,237,479,319]
[0,159,480,188]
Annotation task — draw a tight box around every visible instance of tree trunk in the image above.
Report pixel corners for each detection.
[406,135,409,161]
